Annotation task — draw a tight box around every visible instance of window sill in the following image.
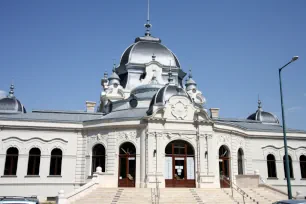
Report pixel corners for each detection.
[25,175,40,178]
[47,175,62,178]
[267,177,278,180]
[1,175,17,178]
[301,178,306,180]
[284,178,295,180]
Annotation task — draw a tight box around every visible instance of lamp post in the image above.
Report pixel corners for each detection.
[279,56,299,199]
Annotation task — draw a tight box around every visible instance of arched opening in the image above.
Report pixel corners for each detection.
[283,155,294,179]
[4,147,19,175]
[92,144,105,174]
[300,155,306,179]
[237,148,244,175]
[219,145,231,188]
[267,154,277,178]
[118,142,136,187]
[49,148,62,176]
[27,148,41,175]
[165,140,195,188]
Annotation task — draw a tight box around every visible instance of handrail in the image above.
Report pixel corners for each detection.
[221,176,258,204]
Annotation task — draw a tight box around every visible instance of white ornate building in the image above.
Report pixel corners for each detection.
[0,21,306,201]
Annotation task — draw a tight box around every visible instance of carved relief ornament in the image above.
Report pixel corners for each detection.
[171,101,188,120]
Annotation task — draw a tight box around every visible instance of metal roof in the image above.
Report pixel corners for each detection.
[215,118,306,133]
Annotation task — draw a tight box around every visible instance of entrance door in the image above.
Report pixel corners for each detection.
[165,140,195,188]
[118,142,136,187]
[219,145,230,188]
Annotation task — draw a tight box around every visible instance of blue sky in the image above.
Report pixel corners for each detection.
[0,0,305,130]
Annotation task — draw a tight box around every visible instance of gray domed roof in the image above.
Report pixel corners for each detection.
[0,85,26,114]
[130,83,164,100]
[120,36,180,68]
[247,100,279,124]
[154,85,190,104]
[147,81,191,115]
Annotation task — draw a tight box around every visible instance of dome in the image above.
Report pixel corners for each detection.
[0,85,26,114]
[120,36,180,68]
[130,83,164,100]
[247,100,279,124]
[147,82,191,115]
[154,85,190,104]
[0,97,26,114]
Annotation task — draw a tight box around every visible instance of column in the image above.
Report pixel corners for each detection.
[140,129,146,188]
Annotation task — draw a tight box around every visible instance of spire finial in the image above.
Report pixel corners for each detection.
[8,83,15,98]
[189,67,193,79]
[112,59,116,72]
[144,0,152,36]
[104,69,108,79]
[258,95,262,110]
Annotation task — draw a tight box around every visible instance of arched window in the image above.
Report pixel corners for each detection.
[27,148,41,175]
[283,155,294,178]
[92,144,106,174]
[267,154,277,178]
[300,155,306,179]
[4,147,19,175]
[49,148,62,176]
[237,148,244,175]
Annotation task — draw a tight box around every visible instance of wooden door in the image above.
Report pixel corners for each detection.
[118,155,136,187]
[165,140,195,188]
[219,157,230,188]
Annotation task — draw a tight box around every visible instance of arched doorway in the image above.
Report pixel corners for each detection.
[219,145,230,188]
[165,140,195,187]
[118,142,136,187]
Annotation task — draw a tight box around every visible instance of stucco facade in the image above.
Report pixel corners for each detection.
[0,24,305,201]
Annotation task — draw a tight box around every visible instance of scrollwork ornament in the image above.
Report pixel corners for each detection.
[171,101,188,120]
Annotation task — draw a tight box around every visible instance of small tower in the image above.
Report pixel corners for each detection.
[108,63,120,87]
[185,68,206,105]
[185,68,197,92]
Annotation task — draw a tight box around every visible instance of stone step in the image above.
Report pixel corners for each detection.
[71,187,286,204]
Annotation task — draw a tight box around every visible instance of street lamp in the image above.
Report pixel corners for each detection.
[279,56,299,199]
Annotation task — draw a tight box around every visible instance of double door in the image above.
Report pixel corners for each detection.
[118,155,136,187]
[165,156,195,188]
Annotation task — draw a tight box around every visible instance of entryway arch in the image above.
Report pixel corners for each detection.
[118,142,136,187]
[164,140,196,187]
[219,145,231,188]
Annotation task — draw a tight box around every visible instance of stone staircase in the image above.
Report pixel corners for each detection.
[70,187,287,204]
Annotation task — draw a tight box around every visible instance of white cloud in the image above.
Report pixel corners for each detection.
[286,106,302,113]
